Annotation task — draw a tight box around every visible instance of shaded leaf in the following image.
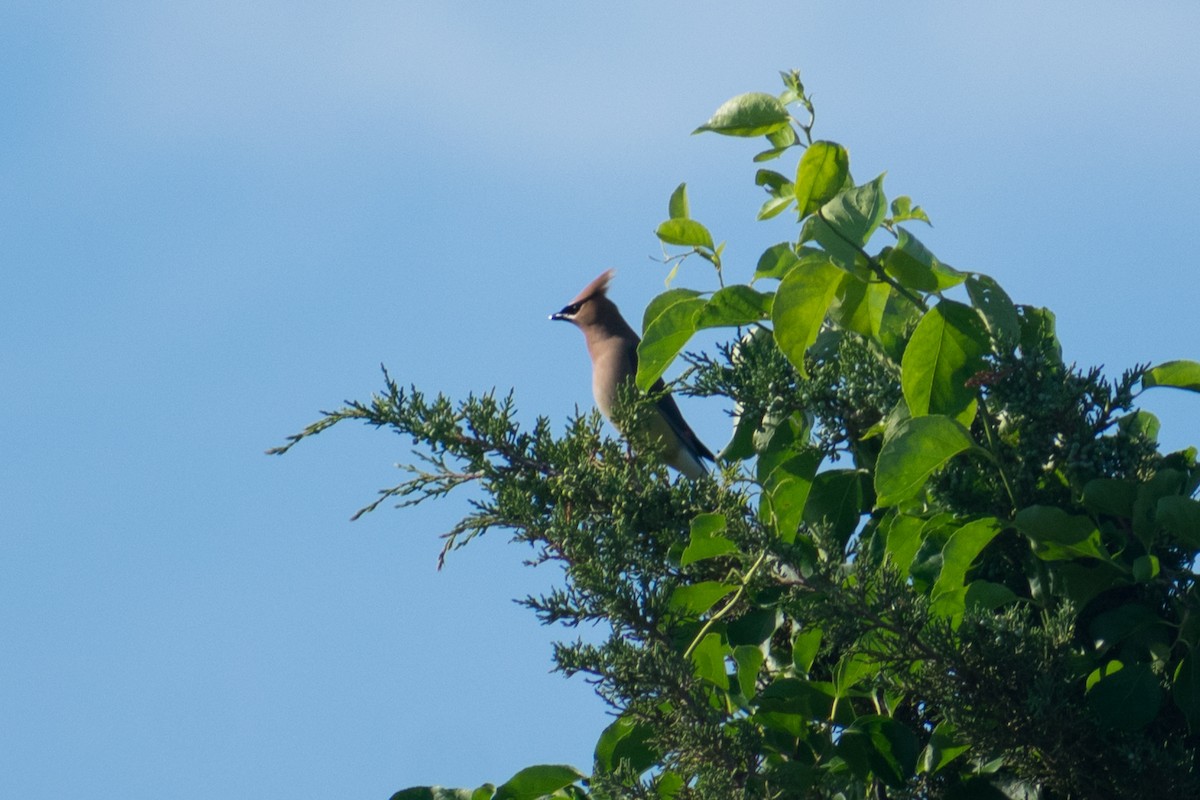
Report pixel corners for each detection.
[901,300,989,419]
[595,716,658,775]
[636,294,705,391]
[1014,506,1108,561]
[1086,662,1161,731]
[669,581,735,617]
[493,765,584,800]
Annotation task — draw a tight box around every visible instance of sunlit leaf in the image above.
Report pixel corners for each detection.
[1143,360,1200,393]
[493,765,584,800]
[693,92,790,137]
[771,255,843,378]
[668,182,689,220]
[636,293,705,390]
[901,300,989,419]
[655,218,714,250]
[794,140,850,217]
[875,415,976,507]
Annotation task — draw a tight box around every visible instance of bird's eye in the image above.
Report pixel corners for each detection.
[562,302,582,315]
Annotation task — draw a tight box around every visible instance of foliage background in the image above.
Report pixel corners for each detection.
[3,2,1199,798]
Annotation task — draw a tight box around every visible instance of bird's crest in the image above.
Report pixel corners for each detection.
[568,269,615,306]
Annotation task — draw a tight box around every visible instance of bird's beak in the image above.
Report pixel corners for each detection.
[549,311,569,322]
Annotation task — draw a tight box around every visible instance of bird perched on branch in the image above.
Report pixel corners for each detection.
[550,269,714,479]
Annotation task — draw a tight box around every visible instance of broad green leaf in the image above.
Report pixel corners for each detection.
[920,721,970,774]
[734,644,765,699]
[755,168,790,192]
[594,716,659,775]
[668,581,735,617]
[1143,360,1200,393]
[1174,651,1200,733]
[668,182,689,220]
[695,285,773,329]
[965,274,1020,348]
[901,300,989,419]
[1157,495,1200,548]
[756,677,842,723]
[681,513,737,566]
[757,195,794,220]
[1049,561,1128,608]
[829,272,872,337]
[794,141,850,217]
[728,607,781,648]
[803,469,864,550]
[771,255,844,378]
[1017,305,1062,363]
[1116,409,1160,443]
[1013,506,1108,561]
[636,294,705,390]
[868,280,920,363]
[493,765,584,800]
[759,448,822,544]
[1089,602,1170,661]
[690,632,729,688]
[655,218,714,250]
[1133,469,1187,549]
[1081,478,1138,519]
[655,771,685,799]
[1133,554,1160,582]
[833,652,878,697]
[810,174,888,268]
[889,195,931,226]
[837,715,920,789]
[883,228,964,292]
[883,513,926,573]
[641,288,702,333]
[390,788,475,800]
[793,627,822,675]
[1086,661,1161,731]
[964,580,1018,612]
[754,242,803,280]
[693,92,790,137]
[875,415,976,507]
[931,517,1003,620]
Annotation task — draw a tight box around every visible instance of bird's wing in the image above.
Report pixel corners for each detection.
[649,378,715,462]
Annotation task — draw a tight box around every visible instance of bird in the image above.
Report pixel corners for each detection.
[550,269,714,479]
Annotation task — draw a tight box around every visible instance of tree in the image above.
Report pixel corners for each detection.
[271,71,1200,799]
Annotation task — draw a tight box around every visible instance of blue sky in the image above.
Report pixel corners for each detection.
[3,3,1199,798]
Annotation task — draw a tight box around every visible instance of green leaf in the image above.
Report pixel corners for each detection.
[920,721,970,774]
[875,415,976,507]
[1143,360,1200,393]
[641,288,703,333]
[1157,495,1200,548]
[754,242,803,281]
[594,715,659,775]
[390,788,476,800]
[695,285,773,329]
[794,141,850,217]
[1086,662,1162,731]
[1081,478,1138,519]
[668,581,735,617]
[728,607,781,648]
[965,274,1020,348]
[1017,305,1062,363]
[759,447,822,544]
[802,469,864,550]
[931,517,1004,621]
[901,301,989,419]
[757,195,794,220]
[681,513,737,566]
[1174,651,1200,733]
[883,228,963,292]
[636,293,705,391]
[493,765,584,800]
[964,580,1018,612]
[883,513,926,573]
[837,715,920,789]
[1134,469,1187,549]
[889,195,931,226]
[771,255,844,379]
[668,182,689,220]
[809,174,887,268]
[1013,506,1108,561]
[1133,554,1160,582]
[792,627,822,675]
[655,218,714,250]
[734,644,765,699]
[690,632,729,688]
[693,92,790,137]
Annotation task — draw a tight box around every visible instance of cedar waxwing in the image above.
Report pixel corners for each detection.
[551,269,715,479]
